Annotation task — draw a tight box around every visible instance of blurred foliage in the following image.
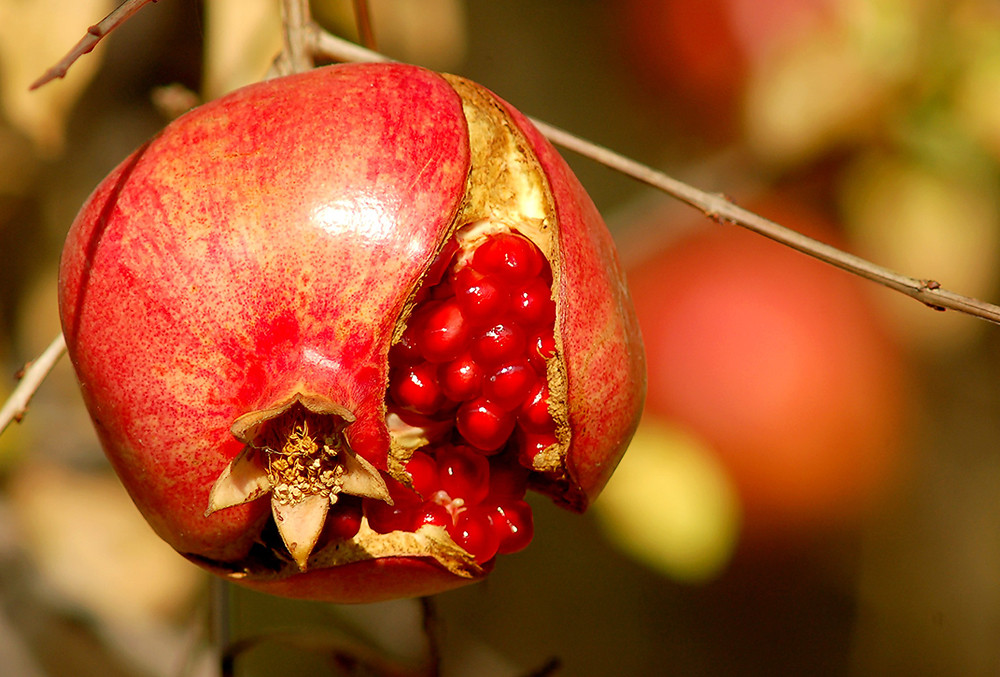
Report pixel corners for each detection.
[0,0,998,675]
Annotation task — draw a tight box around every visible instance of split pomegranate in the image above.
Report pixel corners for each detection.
[58,63,644,602]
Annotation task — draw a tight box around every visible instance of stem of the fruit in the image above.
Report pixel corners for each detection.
[29,0,159,90]
[278,0,314,75]
[0,333,67,437]
[310,31,1000,328]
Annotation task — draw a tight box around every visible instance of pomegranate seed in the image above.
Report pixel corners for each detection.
[511,278,555,327]
[323,497,363,541]
[414,501,451,530]
[389,362,446,416]
[527,330,556,373]
[488,499,534,554]
[518,381,553,432]
[422,238,460,290]
[454,267,509,320]
[417,299,469,363]
[390,326,422,365]
[438,352,483,402]
[487,462,529,499]
[456,397,516,453]
[382,229,553,564]
[437,445,490,505]
[365,478,421,534]
[364,498,414,534]
[471,323,526,366]
[485,360,537,410]
[449,505,500,562]
[406,451,439,498]
[471,232,544,284]
[518,431,558,466]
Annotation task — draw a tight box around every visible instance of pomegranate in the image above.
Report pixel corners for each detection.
[58,63,644,602]
[626,198,908,538]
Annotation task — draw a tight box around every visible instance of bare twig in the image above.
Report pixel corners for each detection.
[30,0,158,90]
[312,27,391,64]
[531,121,1000,325]
[278,0,314,75]
[0,333,67,436]
[310,29,1000,328]
[212,578,232,677]
[352,0,378,51]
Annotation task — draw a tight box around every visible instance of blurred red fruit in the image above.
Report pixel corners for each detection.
[626,198,910,537]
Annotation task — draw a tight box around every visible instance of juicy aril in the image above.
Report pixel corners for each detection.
[58,63,644,602]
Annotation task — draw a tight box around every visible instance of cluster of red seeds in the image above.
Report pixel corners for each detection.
[390,231,558,455]
[363,445,534,561]
[363,230,558,562]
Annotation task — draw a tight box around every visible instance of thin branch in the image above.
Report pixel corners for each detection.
[278,0,314,75]
[352,0,378,51]
[312,27,391,64]
[531,121,1000,325]
[310,29,1000,327]
[30,0,158,90]
[0,333,67,436]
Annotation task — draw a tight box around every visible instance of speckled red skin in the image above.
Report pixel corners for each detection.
[497,102,645,508]
[58,62,644,600]
[238,556,492,604]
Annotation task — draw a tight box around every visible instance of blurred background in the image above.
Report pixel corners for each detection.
[2,0,1000,674]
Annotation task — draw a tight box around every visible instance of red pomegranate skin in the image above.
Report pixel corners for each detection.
[498,102,644,504]
[58,63,644,600]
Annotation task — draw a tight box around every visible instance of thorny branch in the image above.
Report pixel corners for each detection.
[10,0,1000,437]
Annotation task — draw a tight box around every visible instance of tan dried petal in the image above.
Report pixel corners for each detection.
[272,493,329,570]
[339,446,391,503]
[205,447,271,516]
[309,520,482,579]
